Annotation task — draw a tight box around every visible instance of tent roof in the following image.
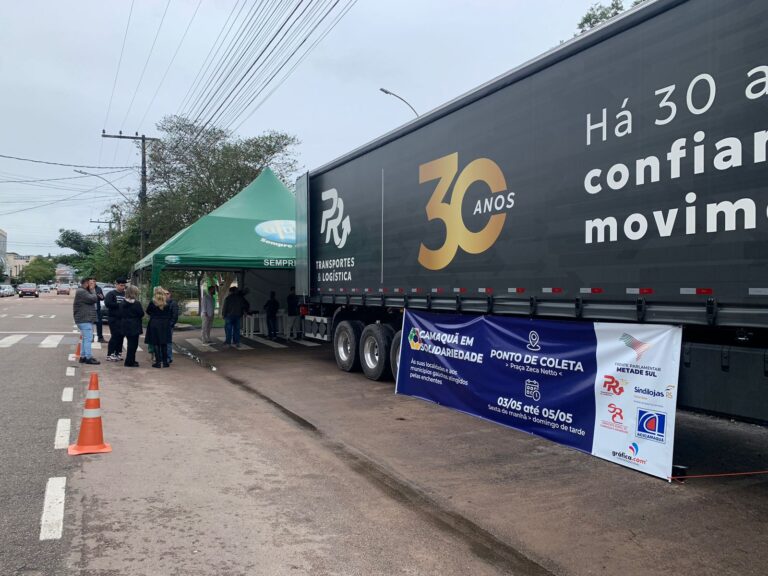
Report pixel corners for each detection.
[133,168,295,272]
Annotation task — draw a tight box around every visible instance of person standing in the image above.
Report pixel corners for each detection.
[263,290,279,340]
[222,286,249,348]
[104,277,127,362]
[95,282,106,343]
[119,285,144,367]
[201,285,216,344]
[165,289,179,364]
[73,277,100,365]
[145,286,172,368]
[285,286,300,340]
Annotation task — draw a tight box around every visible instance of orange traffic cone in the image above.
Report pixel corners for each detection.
[68,373,111,456]
[75,337,81,358]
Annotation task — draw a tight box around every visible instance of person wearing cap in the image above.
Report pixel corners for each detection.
[104,277,127,361]
[73,277,100,365]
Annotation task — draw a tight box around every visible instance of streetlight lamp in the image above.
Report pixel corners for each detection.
[379,88,419,118]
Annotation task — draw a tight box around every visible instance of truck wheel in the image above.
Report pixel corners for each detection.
[360,324,394,381]
[334,320,364,372]
[390,330,402,383]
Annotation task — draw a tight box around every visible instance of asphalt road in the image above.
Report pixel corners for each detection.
[0,293,82,575]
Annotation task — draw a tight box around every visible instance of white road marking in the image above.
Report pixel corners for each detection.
[216,337,252,350]
[186,338,218,352]
[0,313,6,318]
[65,367,75,377]
[68,354,77,362]
[71,330,79,333]
[62,388,74,402]
[39,335,64,348]
[244,335,287,349]
[0,331,75,334]
[54,419,71,449]
[39,477,67,541]
[38,314,57,318]
[13,314,34,319]
[292,339,321,347]
[0,334,26,348]
[92,342,102,350]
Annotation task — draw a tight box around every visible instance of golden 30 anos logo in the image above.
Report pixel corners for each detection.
[418,153,515,270]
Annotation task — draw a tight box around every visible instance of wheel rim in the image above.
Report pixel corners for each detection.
[363,336,379,370]
[337,331,351,362]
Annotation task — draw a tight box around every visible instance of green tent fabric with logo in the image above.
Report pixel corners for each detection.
[133,168,295,286]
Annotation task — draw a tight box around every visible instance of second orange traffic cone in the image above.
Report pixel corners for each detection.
[68,373,111,456]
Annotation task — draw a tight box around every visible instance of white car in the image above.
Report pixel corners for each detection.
[39,285,51,293]
[0,285,14,297]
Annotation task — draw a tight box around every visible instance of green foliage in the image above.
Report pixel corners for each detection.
[577,0,648,34]
[56,229,97,256]
[19,258,56,284]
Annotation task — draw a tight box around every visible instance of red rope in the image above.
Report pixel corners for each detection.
[670,470,768,480]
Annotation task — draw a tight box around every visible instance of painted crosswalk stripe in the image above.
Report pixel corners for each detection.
[65,367,75,377]
[0,334,26,348]
[39,335,64,348]
[40,477,66,541]
[62,388,74,402]
[216,337,252,350]
[244,335,288,349]
[54,419,71,449]
[186,338,218,352]
[68,354,78,362]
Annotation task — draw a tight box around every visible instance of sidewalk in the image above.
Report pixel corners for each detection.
[177,338,768,576]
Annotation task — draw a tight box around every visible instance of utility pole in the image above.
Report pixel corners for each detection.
[101,131,160,259]
[90,219,115,251]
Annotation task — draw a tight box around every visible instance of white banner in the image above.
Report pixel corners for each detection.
[591,323,683,480]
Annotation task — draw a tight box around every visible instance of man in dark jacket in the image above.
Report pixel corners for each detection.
[104,277,127,361]
[264,291,279,340]
[222,287,249,348]
[73,277,100,365]
[165,289,180,363]
[95,283,106,343]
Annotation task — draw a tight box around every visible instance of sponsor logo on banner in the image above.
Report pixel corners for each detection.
[611,442,648,466]
[636,409,667,443]
[620,333,652,361]
[601,375,625,396]
[408,328,423,351]
[255,220,295,247]
[600,403,628,433]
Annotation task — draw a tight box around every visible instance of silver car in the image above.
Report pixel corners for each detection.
[0,284,14,297]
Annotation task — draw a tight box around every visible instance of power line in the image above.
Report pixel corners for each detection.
[100,0,136,166]
[178,0,246,115]
[0,169,130,184]
[136,0,203,132]
[118,0,173,132]
[0,154,135,170]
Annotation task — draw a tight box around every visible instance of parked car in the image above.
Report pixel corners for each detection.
[100,286,115,323]
[0,284,14,297]
[18,283,39,298]
[39,285,51,293]
[56,284,71,295]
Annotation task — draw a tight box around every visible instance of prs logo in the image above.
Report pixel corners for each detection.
[320,188,351,249]
[418,153,514,270]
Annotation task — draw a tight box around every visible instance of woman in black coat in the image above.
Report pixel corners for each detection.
[119,285,144,367]
[145,286,172,368]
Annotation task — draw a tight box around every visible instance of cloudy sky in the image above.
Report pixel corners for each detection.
[0,0,597,256]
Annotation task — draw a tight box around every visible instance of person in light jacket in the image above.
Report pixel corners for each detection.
[201,285,217,344]
[119,284,144,367]
[72,277,100,365]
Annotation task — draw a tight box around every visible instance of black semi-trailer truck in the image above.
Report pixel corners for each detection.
[294,0,768,423]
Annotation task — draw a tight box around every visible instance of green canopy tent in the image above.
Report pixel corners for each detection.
[132,168,296,288]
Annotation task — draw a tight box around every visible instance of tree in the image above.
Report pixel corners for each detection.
[56,229,97,256]
[19,258,56,284]
[577,0,648,34]
[144,115,299,251]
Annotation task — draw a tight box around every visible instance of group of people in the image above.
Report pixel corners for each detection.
[73,277,179,369]
[199,285,301,346]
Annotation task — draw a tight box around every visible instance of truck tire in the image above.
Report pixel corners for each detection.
[334,320,364,372]
[360,324,394,381]
[390,330,402,383]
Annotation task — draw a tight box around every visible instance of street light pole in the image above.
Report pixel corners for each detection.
[379,88,419,118]
[74,170,132,203]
